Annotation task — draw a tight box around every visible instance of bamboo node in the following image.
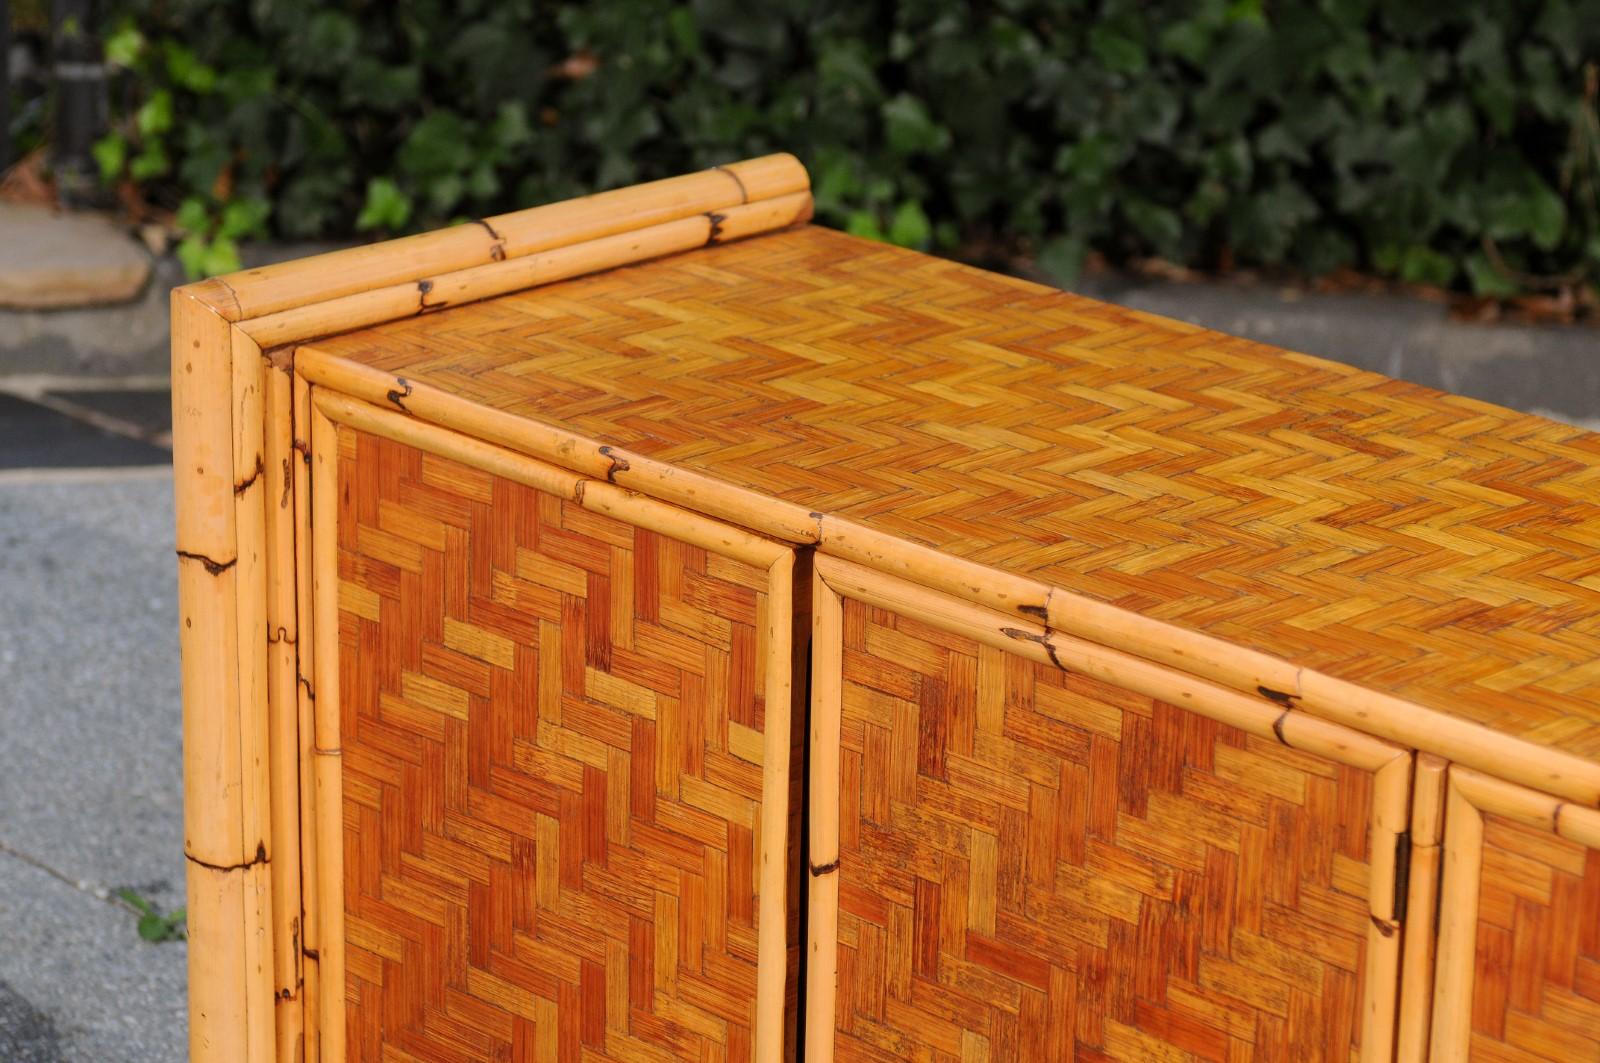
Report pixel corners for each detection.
[233,454,265,496]
[415,280,448,314]
[473,219,507,261]
[186,840,269,874]
[809,858,839,877]
[705,211,726,246]
[598,445,630,483]
[1257,685,1299,707]
[1370,914,1397,938]
[175,549,237,576]
[385,378,413,414]
[712,164,750,204]
[999,626,1067,672]
[1271,709,1291,745]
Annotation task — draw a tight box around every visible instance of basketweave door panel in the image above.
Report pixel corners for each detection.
[806,560,1412,1063]
[306,405,802,1062]
[1430,768,1600,1062]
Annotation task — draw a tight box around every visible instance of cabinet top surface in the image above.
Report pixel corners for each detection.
[306,224,1600,757]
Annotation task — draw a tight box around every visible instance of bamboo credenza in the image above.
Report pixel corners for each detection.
[172,155,1600,1063]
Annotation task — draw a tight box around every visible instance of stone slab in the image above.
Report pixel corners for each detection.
[0,204,152,309]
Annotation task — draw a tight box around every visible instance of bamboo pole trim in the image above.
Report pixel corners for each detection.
[172,155,809,323]
[241,194,813,348]
[1452,764,1600,849]
[814,553,1403,773]
[310,388,788,568]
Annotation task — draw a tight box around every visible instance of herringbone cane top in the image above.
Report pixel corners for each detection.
[306,224,1600,763]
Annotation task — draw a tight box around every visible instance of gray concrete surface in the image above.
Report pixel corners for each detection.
[0,468,187,1062]
[1068,271,1600,431]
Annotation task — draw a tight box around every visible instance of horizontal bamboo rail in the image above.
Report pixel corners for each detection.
[210,154,808,322]
[242,193,812,348]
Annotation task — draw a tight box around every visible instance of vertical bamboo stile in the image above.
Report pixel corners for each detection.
[310,398,346,1060]
[291,368,320,1060]
[1361,752,1412,1063]
[1430,773,1485,1061]
[172,285,251,1063]
[755,552,795,1063]
[1396,754,1447,1063]
[805,568,843,1063]
[263,358,304,1061]
[231,328,277,1063]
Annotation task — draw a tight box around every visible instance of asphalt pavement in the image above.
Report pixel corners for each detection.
[0,456,186,1061]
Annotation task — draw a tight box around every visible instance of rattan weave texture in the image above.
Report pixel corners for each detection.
[309,225,1600,761]
[830,595,1382,1062]
[336,429,788,1060]
[1471,814,1600,1060]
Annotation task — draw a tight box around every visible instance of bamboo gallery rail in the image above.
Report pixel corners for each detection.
[173,154,1600,1062]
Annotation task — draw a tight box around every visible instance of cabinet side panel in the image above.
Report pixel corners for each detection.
[831,596,1386,1062]
[1466,814,1600,1061]
[335,429,788,1061]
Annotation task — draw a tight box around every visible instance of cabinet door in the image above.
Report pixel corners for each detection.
[1431,767,1600,1061]
[806,557,1412,1063]
[303,390,802,1061]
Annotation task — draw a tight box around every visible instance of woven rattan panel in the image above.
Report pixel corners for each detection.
[335,429,788,1060]
[829,596,1380,1061]
[308,225,1600,759]
[1471,814,1600,1060]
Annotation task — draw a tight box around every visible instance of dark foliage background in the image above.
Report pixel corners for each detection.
[88,0,1600,296]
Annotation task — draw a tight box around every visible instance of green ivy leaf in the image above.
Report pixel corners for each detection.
[1398,245,1455,287]
[201,236,242,277]
[136,90,174,138]
[844,209,886,241]
[356,177,413,232]
[176,234,210,280]
[1037,235,1088,286]
[881,94,950,156]
[1088,26,1147,75]
[398,111,471,179]
[164,42,217,94]
[1465,252,1520,298]
[887,201,932,249]
[128,142,170,181]
[104,23,145,68]
[218,198,271,240]
[91,134,127,184]
[175,197,211,235]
